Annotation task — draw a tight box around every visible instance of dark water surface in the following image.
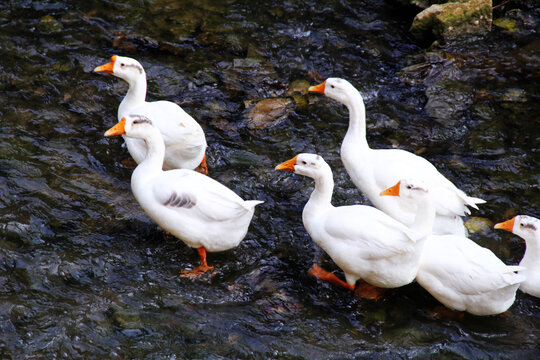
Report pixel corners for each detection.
[0,0,539,358]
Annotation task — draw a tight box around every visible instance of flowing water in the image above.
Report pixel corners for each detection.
[0,0,539,358]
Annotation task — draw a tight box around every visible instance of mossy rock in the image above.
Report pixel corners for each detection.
[493,17,519,32]
[465,217,493,234]
[38,15,63,33]
[410,0,492,42]
[285,79,311,96]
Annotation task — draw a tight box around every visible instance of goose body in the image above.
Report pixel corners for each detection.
[95,55,208,173]
[416,234,525,315]
[495,215,540,298]
[309,78,485,236]
[275,154,428,290]
[105,114,262,273]
[387,178,524,315]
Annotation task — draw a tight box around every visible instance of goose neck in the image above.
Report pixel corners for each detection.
[132,131,165,184]
[120,74,147,114]
[303,170,334,218]
[521,236,540,268]
[408,195,437,242]
[343,92,368,149]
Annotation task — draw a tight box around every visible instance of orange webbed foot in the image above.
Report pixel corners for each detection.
[179,264,215,278]
[354,280,387,300]
[179,246,215,278]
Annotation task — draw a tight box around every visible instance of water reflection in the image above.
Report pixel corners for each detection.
[0,0,538,358]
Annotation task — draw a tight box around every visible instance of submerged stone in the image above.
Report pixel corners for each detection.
[501,88,527,103]
[245,98,292,130]
[493,17,519,32]
[38,15,63,33]
[465,217,493,234]
[285,80,311,96]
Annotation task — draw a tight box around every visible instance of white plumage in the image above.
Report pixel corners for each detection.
[275,154,429,293]
[105,114,262,274]
[495,215,540,298]
[95,55,208,172]
[309,78,485,236]
[388,178,524,316]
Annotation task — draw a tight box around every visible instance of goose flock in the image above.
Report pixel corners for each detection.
[95,55,538,316]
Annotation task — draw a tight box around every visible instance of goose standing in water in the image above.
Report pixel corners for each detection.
[275,153,430,299]
[384,179,524,316]
[105,114,262,275]
[309,78,485,236]
[95,55,208,173]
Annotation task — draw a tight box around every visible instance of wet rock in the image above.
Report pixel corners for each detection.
[168,13,202,42]
[424,77,474,123]
[410,0,492,42]
[399,51,475,124]
[245,98,292,130]
[285,80,310,96]
[221,58,278,96]
[112,32,136,52]
[38,15,63,33]
[10,304,33,325]
[109,308,143,330]
[246,43,266,59]
[226,150,267,167]
[286,80,311,106]
[493,17,519,32]
[465,217,493,234]
[500,88,527,103]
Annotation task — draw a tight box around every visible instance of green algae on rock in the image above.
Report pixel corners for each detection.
[410,0,492,42]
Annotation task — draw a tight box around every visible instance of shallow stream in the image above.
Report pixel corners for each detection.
[0,0,538,358]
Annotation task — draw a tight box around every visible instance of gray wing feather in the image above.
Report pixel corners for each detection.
[162,191,196,209]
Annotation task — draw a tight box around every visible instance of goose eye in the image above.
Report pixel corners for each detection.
[406,185,412,189]
[120,63,125,67]
[330,84,335,88]
[301,160,307,165]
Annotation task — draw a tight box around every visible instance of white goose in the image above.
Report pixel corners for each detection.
[309,78,485,236]
[105,114,262,275]
[95,55,208,173]
[275,154,430,298]
[385,179,525,316]
[495,215,540,298]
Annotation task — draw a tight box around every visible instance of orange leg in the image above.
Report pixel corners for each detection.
[194,154,209,175]
[308,264,355,291]
[354,280,388,300]
[180,246,215,277]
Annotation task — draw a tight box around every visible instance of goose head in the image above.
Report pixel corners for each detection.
[275,153,331,180]
[94,55,146,83]
[495,215,539,242]
[104,114,158,140]
[380,178,429,201]
[309,77,359,106]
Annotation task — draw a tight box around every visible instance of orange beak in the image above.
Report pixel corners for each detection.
[494,217,516,232]
[308,80,326,94]
[275,155,298,172]
[94,55,117,73]
[105,117,126,136]
[380,181,401,197]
